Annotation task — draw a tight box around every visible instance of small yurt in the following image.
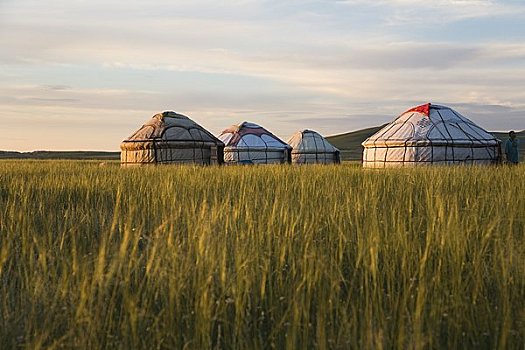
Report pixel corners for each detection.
[120,111,224,166]
[362,103,501,168]
[218,121,292,164]
[287,130,341,164]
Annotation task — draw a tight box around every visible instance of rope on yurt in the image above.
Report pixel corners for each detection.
[402,140,408,164]
[265,136,269,163]
[435,109,455,163]
[454,122,477,164]
[452,110,492,141]
[311,132,320,163]
[369,118,401,167]
[389,115,412,166]
[450,109,495,161]
[429,122,449,163]
[152,140,158,164]
[430,139,434,164]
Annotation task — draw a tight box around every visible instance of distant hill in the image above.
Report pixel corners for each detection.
[326,128,525,161]
[0,151,120,160]
[491,131,524,144]
[326,125,386,161]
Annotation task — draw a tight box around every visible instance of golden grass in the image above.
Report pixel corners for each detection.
[0,160,524,349]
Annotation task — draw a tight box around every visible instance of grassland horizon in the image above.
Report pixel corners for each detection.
[0,161,523,349]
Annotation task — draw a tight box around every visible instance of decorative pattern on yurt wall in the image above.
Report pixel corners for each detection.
[120,111,224,166]
[218,122,292,164]
[287,130,341,164]
[362,103,501,168]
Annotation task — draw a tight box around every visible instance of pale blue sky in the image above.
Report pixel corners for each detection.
[1,0,524,151]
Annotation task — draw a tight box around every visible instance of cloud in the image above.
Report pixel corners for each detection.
[44,84,72,91]
[3,11,524,75]
[1,0,524,150]
[25,97,79,103]
[339,0,525,24]
[447,103,516,113]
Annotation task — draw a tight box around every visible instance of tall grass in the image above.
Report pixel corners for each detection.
[0,160,523,349]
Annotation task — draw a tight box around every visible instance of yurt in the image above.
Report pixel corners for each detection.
[120,111,224,166]
[287,130,341,164]
[362,103,501,168]
[218,121,292,164]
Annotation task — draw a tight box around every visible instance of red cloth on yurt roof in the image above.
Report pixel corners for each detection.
[404,103,431,116]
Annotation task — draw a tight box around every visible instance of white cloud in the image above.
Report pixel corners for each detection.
[1,0,524,150]
[340,0,525,23]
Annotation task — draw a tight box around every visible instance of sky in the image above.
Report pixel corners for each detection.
[1,0,525,151]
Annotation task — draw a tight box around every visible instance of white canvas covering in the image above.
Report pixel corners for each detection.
[362,103,501,168]
[218,121,292,164]
[287,130,341,164]
[120,111,224,166]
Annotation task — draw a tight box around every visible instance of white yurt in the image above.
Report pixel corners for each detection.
[120,111,224,166]
[362,103,501,168]
[287,130,341,164]
[218,121,292,164]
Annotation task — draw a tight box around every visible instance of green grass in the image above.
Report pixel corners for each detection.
[0,160,524,349]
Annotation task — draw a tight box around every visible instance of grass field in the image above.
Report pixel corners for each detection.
[0,161,524,349]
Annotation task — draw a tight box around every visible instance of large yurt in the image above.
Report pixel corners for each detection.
[287,130,341,164]
[120,111,224,166]
[218,121,292,164]
[362,103,501,168]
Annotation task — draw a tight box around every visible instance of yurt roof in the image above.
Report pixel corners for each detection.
[287,130,339,152]
[122,111,223,145]
[218,121,291,149]
[362,103,500,148]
